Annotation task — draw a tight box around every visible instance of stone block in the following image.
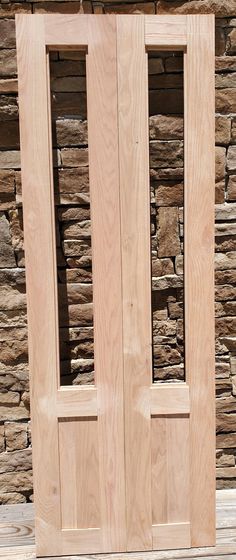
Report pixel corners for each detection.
[216,89,236,113]
[0,170,15,194]
[215,115,231,145]
[60,147,88,167]
[215,147,226,182]
[33,1,92,13]
[226,27,236,54]
[0,4,31,18]
[0,95,18,121]
[156,0,236,16]
[5,422,27,451]
[227,146,236,172]
[51,92,87,119]
[155,182,183,207]
[150,141,183,169]
[0,79,18,94]
[0,20,15,48]
[227,175,236,201]
[152,258,174,277]
[0,470,32,493]
[0,403,30,422]
[158,207,180,257]
[148,58,164,75]
[153,344,181,367]
[0,49,16,77]
[0,213,15,268]
[0,426,4,453]
[105,2,155,13]
[0,150,20,169]
[216,317,236,336]
[216,203,236,221]
[216,55,236,72]
[0,492,26,504]
[215,73,236,88]
[55,118,87,147]
[149,115,183,141]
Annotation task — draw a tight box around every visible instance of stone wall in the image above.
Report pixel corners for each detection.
[0,0,235,503]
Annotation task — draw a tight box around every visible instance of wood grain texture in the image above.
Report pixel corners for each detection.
[16,13,215,555]
[152,523,191,550]
[87,15,126,553]
[184,15,215,547]
[44,14,88,48]
[56,387,97,417]
[117,15,152,552]
[145,15,187,48]
[150,384,189,415]
[16,14,61,556]
[59,418,100,529]
[151,417,189,527]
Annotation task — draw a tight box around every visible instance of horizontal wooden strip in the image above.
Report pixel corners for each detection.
[59,528,102,556]
[56,387,97,417]
[145,15,187,48]
[44,14,88,48]
[60,528,101,555]
[38,527,101,556]
[152,522,191,550]
[150,384,190,415]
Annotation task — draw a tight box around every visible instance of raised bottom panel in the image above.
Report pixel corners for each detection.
[58,417,100,530]
[151,415,190,526]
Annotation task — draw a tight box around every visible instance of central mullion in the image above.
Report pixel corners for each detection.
[86,16,126,553]
[117,15,153,552]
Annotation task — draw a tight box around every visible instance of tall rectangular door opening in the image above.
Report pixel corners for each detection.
[16,14,215,557]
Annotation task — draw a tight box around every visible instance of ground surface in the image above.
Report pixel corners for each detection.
[0,490,235,560]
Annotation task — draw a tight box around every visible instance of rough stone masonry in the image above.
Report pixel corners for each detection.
[0,0,236,504]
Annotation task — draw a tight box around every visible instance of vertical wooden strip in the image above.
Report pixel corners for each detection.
[184,15,215,547]
[86,15,126,553]
[16,15,61,556]
[117,15,152,551]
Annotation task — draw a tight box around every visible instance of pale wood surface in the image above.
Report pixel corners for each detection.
[56,387,97,417]
[151,417,189,527]
[16,14,62,556]
[59,418,100,529]
[44,14,88,47]
[16,13,127,556]
[152,523,190,550]
[150,384,189,415]
[0,490,234,559]
[87,15,126,553]
[16,13,215,555]
[145,15,187,48]
[117,15,152,552]
[184,15,215,548]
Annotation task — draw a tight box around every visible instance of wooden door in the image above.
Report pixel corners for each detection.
[16,14,215,557]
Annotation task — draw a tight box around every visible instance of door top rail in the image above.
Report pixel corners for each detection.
[15,13,214,51]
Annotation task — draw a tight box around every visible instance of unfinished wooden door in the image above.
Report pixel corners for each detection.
[16,14,215,557]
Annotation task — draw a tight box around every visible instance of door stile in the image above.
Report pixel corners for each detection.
[16,15,61,555]
[184,15,215,547]
[87,15,127,553]
[117,15,153,552]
